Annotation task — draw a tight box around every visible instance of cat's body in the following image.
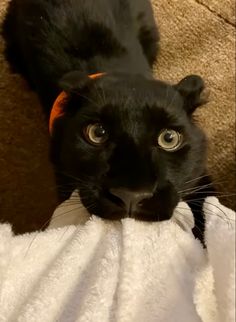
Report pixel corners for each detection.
[3,0,159,112]
[2,0,214,242]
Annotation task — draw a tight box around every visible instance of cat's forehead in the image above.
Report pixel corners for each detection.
[90,80,187,130]
[89,76,184,116]
[93,75,179,103]
[100,102,186,136]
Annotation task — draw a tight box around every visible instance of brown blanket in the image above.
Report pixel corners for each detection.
[0,0,235,233]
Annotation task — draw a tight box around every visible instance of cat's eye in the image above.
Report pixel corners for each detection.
[83,123,108,145]
[157,129,183,151]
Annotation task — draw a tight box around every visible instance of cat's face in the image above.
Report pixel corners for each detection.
[51,72,208,221]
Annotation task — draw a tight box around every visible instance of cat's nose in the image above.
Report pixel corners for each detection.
[110,188,153,213]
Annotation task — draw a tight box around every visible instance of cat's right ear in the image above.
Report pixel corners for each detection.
[59,71,93,93]
[174,75,209,115]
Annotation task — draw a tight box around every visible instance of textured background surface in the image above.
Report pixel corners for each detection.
[0,0,235,233]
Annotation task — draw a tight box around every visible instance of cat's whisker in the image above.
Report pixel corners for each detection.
[178,182,214,194]
[184,191,236,196]
[24,202,96,258]
[56,169,92,183]
[57,202,82,208]
[188,200,233,228]
[184,194,236,202]
[174,206,205,226]
[56,202,96,241]
[184,176,230,187]
[180,175,235,195]
[199,199,234,223]
[183,174,211,184]
[176,205,232,227]
[174,209,204,237]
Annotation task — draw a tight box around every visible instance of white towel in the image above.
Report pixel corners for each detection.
[0,196,235,322]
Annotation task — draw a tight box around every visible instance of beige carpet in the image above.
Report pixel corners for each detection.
[0,0,235,234]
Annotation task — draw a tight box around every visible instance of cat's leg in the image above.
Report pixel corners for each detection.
[185,174,215,245]
[130,0,160,67]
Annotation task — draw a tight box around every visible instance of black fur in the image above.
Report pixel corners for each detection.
[2,0,214,242]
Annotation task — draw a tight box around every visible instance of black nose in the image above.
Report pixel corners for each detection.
[110,188,153,213]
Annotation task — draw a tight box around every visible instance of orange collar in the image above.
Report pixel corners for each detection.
[49,72,105,135]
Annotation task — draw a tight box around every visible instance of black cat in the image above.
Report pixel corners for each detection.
[2,0,214,242]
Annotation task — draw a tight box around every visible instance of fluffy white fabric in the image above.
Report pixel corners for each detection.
[0,196,235,322]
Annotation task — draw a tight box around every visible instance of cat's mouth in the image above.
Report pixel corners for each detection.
[80,185,179,222]
[103,189,125,208]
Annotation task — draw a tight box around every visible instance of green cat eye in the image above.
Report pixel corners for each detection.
[158,129,183,152]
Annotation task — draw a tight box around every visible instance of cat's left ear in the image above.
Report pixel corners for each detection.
[174,75,209,115]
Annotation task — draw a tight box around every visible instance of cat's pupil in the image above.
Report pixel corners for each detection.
[94,126,106,137]
[164,131,174,143]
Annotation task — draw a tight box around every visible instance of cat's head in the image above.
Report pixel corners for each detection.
[51,71,208,221]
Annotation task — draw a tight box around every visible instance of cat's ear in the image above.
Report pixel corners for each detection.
[59,71,92,93]
[49,71,93,135]
[174,75,209,114]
